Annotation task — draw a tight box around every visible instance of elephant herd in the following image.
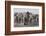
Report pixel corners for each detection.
[14,12,39,25]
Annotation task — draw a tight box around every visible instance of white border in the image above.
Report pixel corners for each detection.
[11,5,42,31]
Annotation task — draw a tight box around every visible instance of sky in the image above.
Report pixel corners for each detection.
[14,8,39,14]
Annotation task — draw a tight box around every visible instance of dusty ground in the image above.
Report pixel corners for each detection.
[14,22,39,27]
